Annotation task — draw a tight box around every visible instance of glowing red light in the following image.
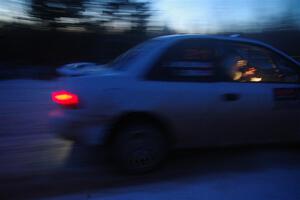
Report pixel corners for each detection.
[52,91,79,106]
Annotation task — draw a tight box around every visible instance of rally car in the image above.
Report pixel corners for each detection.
[50,34,300,173]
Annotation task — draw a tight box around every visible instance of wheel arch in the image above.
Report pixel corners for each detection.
[105,111,175,147]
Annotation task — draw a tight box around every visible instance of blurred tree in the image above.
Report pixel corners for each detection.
[272,0,300,31]
[29,0,85,28]
[101,0,151,33]
[28,0,152,33]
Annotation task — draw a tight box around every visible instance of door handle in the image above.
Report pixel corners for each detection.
[222,93,240,101]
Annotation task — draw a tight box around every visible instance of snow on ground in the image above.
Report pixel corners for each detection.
[0,79,72,176]
[43,167,300,200]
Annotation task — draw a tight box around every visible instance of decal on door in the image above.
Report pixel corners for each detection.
[274,88,300,101]
[273,88,300,110]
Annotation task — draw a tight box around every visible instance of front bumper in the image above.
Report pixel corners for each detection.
[49,109,110,145]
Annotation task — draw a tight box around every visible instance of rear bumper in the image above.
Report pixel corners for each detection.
[49,109,110,145]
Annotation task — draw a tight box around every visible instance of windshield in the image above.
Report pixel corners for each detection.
[109,39,160,70]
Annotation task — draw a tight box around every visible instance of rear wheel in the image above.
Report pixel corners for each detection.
[110,121,169,173]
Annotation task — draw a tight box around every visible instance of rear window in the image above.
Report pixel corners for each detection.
[110,39,160,70]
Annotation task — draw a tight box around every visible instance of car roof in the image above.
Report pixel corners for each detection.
[153,34,300,66]
[154,34,268,45]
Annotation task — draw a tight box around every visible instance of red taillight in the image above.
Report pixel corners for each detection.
[51,91,79,106]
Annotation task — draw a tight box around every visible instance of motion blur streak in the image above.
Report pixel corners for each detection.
[1,0,300,33]
[0,0,300,199]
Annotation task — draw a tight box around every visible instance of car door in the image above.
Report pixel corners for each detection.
[144,38,240,147]
[212,41,300,144]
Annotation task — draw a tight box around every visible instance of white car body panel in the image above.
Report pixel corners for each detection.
[50,34,300,148]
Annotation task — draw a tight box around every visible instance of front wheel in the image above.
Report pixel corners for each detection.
[110,122,169,173]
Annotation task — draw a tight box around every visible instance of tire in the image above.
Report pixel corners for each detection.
[111,121,169,173]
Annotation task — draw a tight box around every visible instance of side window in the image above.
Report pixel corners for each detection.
[147,39,218,82]
[221,43,299,83]
[272,55,300,83]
